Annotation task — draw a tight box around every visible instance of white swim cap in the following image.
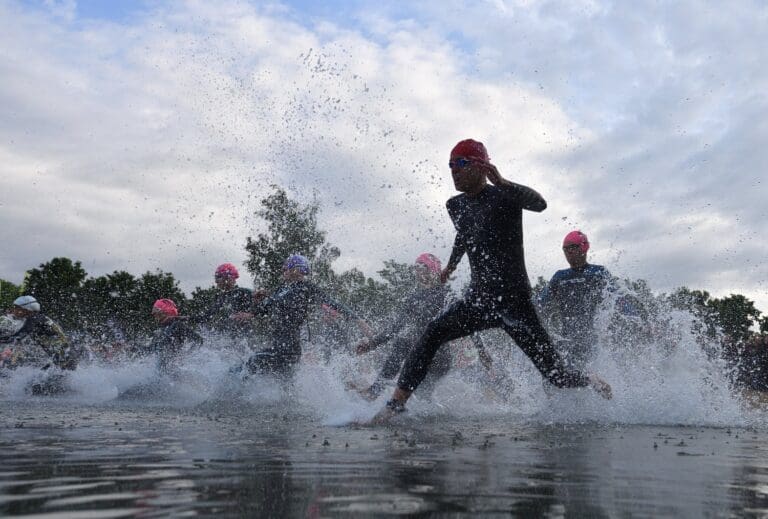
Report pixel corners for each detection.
[13,295,40,312]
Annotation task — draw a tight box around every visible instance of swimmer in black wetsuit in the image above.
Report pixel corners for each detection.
[199,263,253,338]
[237,254,372,381]
[148,299,202,375]
[369,139,612,424]
[354,253,453,399]
[1,295,79,371]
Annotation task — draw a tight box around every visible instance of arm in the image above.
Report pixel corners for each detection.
[310,284,373,337]
[536,275,558,311]
[359,300,415,353]
[472,333,494,371]
[482,162,546,212]
[249,289,274,317]
[442,233,465,283]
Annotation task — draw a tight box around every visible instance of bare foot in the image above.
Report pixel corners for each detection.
[588,374,613,400]
[358,400,406,426]
[358,387,378,402]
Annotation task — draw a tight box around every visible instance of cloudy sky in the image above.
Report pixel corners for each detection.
[1,0,766,309]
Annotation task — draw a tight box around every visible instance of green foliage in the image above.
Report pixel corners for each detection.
[668,287,712,314]
[0,279,20,311]
[708,294,762,345]
[78,270,139,337]
[245,186,334,290]
[244,186,412,321]
[23,257,88,329]
[377,260,417,304]
[186,286,220,325]
[9,259,186,341]
[669,287,764,345]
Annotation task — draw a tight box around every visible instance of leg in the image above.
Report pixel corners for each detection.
[397,299,492,393]
[363,336,415,399]
[418,343,453,399]
[497,296,589,388]
[246,348,299,380]
[379,336,415,380]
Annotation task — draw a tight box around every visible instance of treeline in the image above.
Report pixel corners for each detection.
[0,186,420,342]
[2,185,767,350]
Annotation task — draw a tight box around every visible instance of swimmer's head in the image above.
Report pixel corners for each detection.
[562,230,589,268]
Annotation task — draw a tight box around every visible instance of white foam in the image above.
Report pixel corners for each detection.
[1,290,763,428]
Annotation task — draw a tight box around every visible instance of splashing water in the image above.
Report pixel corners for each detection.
[0,288,762,429]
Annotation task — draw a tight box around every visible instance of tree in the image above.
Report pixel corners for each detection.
[0,279,20,311]
[708,294,762,345]
[377,260,417,304]
[78,271,138,338]
[245,186,335,290]
[244,186,422,321]
[23,257,88,329]
[668,287,712,314]
[186,286,219,325]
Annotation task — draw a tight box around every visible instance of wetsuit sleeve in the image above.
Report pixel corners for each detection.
[180,319,204,345]
[368,293,419,347]
[309,284,360,321]
[472,333,493,368]
[446,233,465,272]
[235,288,253,313]
[41,319,76,370]
[251,295,275,317]
[498,181,547,212]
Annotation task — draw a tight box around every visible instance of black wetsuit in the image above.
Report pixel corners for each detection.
[201,287,253,336]
[246,280,358,379]
[1,313,78,370]
[366,284,452,397]
[397,182,590,393]
[148,317,202,375]
[538,264,611,369]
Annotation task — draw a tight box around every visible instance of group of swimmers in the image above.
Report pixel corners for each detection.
[2,138,621,421]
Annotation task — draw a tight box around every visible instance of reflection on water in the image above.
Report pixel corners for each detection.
[2,401,768,517]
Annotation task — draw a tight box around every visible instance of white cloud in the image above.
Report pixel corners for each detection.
[0,0,766,312]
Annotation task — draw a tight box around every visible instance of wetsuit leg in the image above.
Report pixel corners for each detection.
[497,295,589,388]
[363,335,416,398]
[397,299,494,393]
[379,336,416,380]
[418,344,453,398]
[246,348,300,380]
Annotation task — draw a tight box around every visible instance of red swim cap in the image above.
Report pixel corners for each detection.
[450,139,490,163]
[152,298,178,317]
[415,253,442,274]
[563,230,590,253]
[215,263,239,279]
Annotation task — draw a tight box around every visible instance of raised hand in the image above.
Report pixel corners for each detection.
[480,162,505,186]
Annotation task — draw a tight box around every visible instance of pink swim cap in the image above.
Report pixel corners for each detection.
[563,231,590,253]
[152,298,178,317]
[215,263,239,279]
[415,253,442,274]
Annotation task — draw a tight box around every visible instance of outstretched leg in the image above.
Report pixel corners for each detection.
[497,295,589,388]
[397,299,492,394]
[362,336,416,399]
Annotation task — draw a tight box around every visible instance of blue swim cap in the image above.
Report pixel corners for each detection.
[284,254,311,275]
